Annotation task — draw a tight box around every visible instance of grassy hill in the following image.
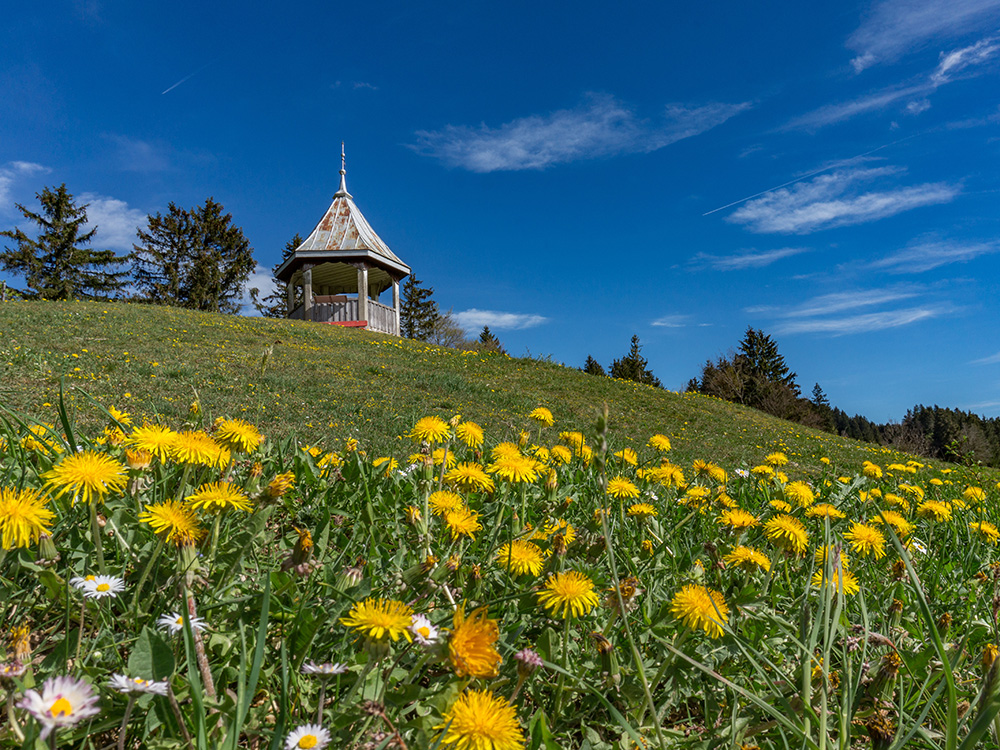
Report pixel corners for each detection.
[0,300,989,479]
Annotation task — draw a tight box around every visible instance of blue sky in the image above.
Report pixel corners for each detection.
[2,0,1000,421]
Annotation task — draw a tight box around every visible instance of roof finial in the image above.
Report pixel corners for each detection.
[335,141,351,198]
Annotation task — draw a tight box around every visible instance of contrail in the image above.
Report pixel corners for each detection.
[702,136,918,217]
[161,59,218,95]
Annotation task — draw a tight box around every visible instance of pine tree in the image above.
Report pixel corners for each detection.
[582,355,606,376]
[0,184,127,300]
[737,328,798,392]
[399,275,440,340]
[132,198,255,313]
[478,326,505,353]
[251,233,302,317]
[609,335,662,387]
[811,383,830,407]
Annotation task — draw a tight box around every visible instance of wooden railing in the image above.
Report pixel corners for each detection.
[289,298,397,335]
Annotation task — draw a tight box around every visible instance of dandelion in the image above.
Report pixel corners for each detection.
[107,674,169,695]
[811,567,860,596]
[724,546,771,572]
[454,421,484,449]
[169,431,230,469]
[124,449,152,470]
[444,463,495,493]
[42,451,128,505]
[606,476,640,500]
[185,482,252,513]
[648,434,672,452]
[285,723,332,750]
[340,598,413,643]
[157,612,208,635]
[670,584,729,638]
[434,689,524,750]
[764,515,809,556]
[487,455,539,484]
[81,575,125,599]
[785,481,815,507]
[614,448,639,466]
[970,521,1000,544]
[444,506,482,540]
[806,503,845,520]
[765,452,788,466]
[408,416,451,444]
[862,461,883,479]
[449,606,502,678]
[550,445,573,465]
[964,486,987,504]
[495,540,546,577]
[717,508,757,531]
[814,546,851,568]
[18,675,101,740]
[127,424,178,462]
[214,418,263,454]
[769,499,792,513]
[140,500,205,547]
[267,472,296,499]
[844,522,887,559]
[871,510,914,537]
[627,503,658,520]
[752,465,775,479]
[917,500,952,522]
[0,487,54,549]
[529,407,555,427]
[428,490,465,515]
[536,571,600,619]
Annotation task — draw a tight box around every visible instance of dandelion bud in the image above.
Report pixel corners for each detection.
[891,559,906,581]
[38,532,60,566]
[983,643,999,672]
[250,462,263,478]
[470,564,482,582]
[404,506,422,525]
[449,414,462,428]
[280,527,317,578]
[551,533,568,556]
[514,648,543,679]
[446,554,461,573]
[335,561,364,591]
[344,437,359,453]
[866,711,895,750]
[363,637,392,662]
[518,431,529,448]
[420,555,438,574]
[641,539,654,556]
[267,471,295,499]
[871,651,902,695]
[125,448,153,471]
[936,612,952,634]
[189,400,201,417]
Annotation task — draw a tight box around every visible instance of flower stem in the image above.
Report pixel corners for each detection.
[117,695,136,750]
[131,539,164,615]
[183,581,217,701]
[90,502,106,575]
[553,615,572,715]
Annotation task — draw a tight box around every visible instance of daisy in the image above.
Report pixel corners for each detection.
[536,571,600,619]
[434,689,524,750]
[670,584,729,639]
[408,614,440,646]
[157,612,207,635]
[301,661,348,677]
[81,575,125,599]
[18,675,101,740]
[107,674,169,695]
[285,723,331,750]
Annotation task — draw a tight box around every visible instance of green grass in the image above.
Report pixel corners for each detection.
[0,300,993,481]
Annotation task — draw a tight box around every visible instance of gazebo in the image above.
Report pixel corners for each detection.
[275,146,410,335]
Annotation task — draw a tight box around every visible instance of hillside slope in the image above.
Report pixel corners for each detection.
[0,301,983,478]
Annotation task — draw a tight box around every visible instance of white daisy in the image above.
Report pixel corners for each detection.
[285,723,331,749]
[69,575,97,590]
[17,675,101,739]
[157,612,207,635]
[407,614,439,646]
[107,674,169,696]
[81,575,125,599]
[301,661,348,677]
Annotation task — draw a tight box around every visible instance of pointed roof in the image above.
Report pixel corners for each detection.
[276,145,410,282]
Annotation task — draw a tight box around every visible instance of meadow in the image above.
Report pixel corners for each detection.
[2,301,1000,749]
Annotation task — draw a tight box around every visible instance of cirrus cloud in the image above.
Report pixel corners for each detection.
[452,308,548,331]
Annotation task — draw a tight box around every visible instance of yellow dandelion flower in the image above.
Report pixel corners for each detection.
[340,598,414,642]
[559,431,586,452]
[43,450,128,506]
[917,500,952,522]
[490,442,522,461]
[764,515,809,556]
[429,490,465,515]
[495,540,546,577]
[706,464,728,483]
[186,482,252,513]
[614,448,639,466]
[267,472,296,498]
[454,421,484,449]
[169,431,230,469]
[529,407,554,427]
[434,689,524,750]
[717,508,757,530]
[444,506,482,540]
[870,510,913,537]
[408,416,451,444]
[970,521,1000,544]
[106,405,132,426]
[806,503,845,520]
[898,484,924,501]
[536,571,601,619]
[765,452,788,467]
[785,481,815,507]
[627,503,658,520]
[670,584,729,638]
[724,546,771,572]
[648,434,672,452]
[213,418,263,454]
[606,476,640,500]
[811,567,859,596]
[549,445,573,465]
[533,518,576,546]
[769,499,792,513]
[0,487,54,549]
[752,464,775,479]
[444,463,495,493]
[449,605,502,678]
[139,500,205,547]
[814,545,850,568]
[862,461,883,479]
[487,455,539,484]
[964,486,986,504]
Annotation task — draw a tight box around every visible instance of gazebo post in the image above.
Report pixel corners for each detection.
[392,277,400,336]
[303,267,313,322]
[286,281,296,315]
[357,264,369,323]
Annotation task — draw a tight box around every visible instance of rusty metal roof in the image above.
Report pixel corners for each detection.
[276,146,410,282]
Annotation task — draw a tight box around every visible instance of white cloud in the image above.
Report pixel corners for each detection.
[0,161,50,212]
[847,0,1000,71]
[106,135,172,172]
[411,94,751,172]
[727,166,959,234]
[691,246,809,270]
[779,287,921,317]
[931,36,1000,82]
[906,99,932,114]
[971,351,1000,365]
[775,306,946,334]
[650,314,689,327]
[869,239,998,273]
[352,81,378,90]
[78,193,147,251]
[452,308,548,331]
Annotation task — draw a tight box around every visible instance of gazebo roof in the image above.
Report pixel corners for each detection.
[276,147,410,282]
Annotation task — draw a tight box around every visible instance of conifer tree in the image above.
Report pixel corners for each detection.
[478,326,505,353]
[0,184,127,300]
[609,335,662,387]
[737,327,798,392]
[400,275,440,340]
[811,382,830,408]
[583,355,606,376]
[251,233,302,317]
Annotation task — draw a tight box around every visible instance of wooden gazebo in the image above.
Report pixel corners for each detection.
[276,146,410,335]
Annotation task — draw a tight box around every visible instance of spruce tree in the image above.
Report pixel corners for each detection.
[737,328,798,392]
[251,233,302,317]
[478,326,505,353]
[0,184,127,300]
[400,275,440,340]
[811,383,830,408]
[609,335,662,387]
[583,355,606,376]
